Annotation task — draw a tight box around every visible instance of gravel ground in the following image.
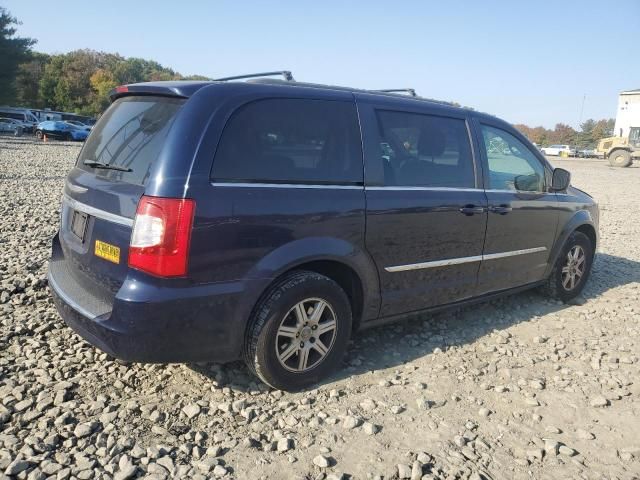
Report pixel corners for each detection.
[1,137,639,480]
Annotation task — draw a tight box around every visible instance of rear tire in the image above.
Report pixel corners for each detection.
[541,231,593,302]
[244,271,352,391]
[608,149,632,167]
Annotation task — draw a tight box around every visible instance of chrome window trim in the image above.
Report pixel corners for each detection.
[62,194,134,227]
[367,186,483,192]
[210,182,364,190]
[385,246,547,272]
[484,189,548,194]
[47,271,99,320]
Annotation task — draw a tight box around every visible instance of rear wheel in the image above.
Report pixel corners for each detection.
[608,149,632,167]
[541,231,593,302]
[35,130,43,140]
[244,271,352,391]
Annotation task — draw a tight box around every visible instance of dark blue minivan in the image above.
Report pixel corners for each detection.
[48,75,598,390]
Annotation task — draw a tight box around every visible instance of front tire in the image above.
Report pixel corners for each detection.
[35,130,43,140]
[541,231,593,302]
[608,149,632,167]
[244,271,352,391]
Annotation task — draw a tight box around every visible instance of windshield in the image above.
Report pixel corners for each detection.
[77,96,184,185]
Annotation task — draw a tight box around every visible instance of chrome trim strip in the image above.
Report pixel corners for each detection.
[367,186,483,192]
[385,254,484,272]
[211,182,363,190]
[62,194,134,227]
[385,246,547,272]
[47,271,98,320]
[482,246,547,261]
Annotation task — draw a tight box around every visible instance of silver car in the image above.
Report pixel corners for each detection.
[0,118,24,136]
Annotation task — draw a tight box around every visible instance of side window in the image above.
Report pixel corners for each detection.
[212,99,363,185]
[480,124,545,192]
[375,110,475,188]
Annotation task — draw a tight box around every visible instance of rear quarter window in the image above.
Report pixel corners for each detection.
[77,96,184,185]
[211,98,363,185]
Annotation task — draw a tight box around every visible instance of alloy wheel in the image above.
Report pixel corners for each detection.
[561,245,586,291]
[275,297,338,372]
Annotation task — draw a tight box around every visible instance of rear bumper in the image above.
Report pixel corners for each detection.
[48,235,265,364]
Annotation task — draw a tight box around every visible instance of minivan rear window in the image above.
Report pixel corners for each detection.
[77,96,184,185]
[211,98,363,185]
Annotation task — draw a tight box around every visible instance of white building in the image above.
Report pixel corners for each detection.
[613,89,640,138]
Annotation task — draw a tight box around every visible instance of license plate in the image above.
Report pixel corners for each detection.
[95,240,120,264]
[70,210,88,241]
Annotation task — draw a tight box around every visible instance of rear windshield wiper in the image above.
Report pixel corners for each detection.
[83,160,132,172]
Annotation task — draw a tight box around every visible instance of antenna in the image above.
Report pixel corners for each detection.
[214,71,295,82]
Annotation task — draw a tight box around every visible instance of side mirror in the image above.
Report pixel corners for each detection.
[514,173,541,192]
[551,168,571,191]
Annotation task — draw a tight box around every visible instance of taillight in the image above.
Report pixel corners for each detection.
[128,196,195,277]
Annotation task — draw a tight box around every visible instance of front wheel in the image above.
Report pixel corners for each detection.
[244,271,352,391]
[608,149,632,167]
[35,130,43,140]
[541,231,593,302]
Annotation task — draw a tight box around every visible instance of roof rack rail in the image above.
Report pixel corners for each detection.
[214,71,295,82]
[373,88,418,97]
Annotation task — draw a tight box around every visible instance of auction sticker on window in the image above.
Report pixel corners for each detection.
[94,240,120,264]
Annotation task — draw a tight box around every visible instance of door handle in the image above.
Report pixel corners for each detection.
[488,205,512,215]
[459,205,486,216]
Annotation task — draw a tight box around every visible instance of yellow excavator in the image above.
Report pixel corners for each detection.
[597,126,639,167]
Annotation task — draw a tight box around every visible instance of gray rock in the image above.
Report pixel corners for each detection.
[410,461,422,480]
[559,445,577,456]
[277,438,292,452]
[313,455,331,468]
[397,463,412,479]
[182,403,201,419]
[544,439,560,456]
[73,423,95,438]
[454,435,467,447]
[590,396,609,408]
[362,422,380,435]
[575,429,595,440]
[114,465,137,480]
[342,415,360,429]
[213,464,227,477]
[5,459,31,475]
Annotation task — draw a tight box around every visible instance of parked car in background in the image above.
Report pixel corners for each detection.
[0,107,38,132]
[0,117,24,136]
[35,121,89,141]
[48,76,599,391]
[540,144,573,156]
[576,147,598,158]
[65,120,92,131]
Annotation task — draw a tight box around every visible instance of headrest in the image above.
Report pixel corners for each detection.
[418,127,446,157]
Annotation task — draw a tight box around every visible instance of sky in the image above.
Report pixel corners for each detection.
[4,0,639,129]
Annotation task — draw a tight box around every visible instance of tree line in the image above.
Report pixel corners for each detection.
[514,119,614,148]
[1,6,616,145]
[1,7,208,117]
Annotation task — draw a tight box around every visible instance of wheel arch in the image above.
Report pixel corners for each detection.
[244,237,381,332]
[545,211,597,277]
